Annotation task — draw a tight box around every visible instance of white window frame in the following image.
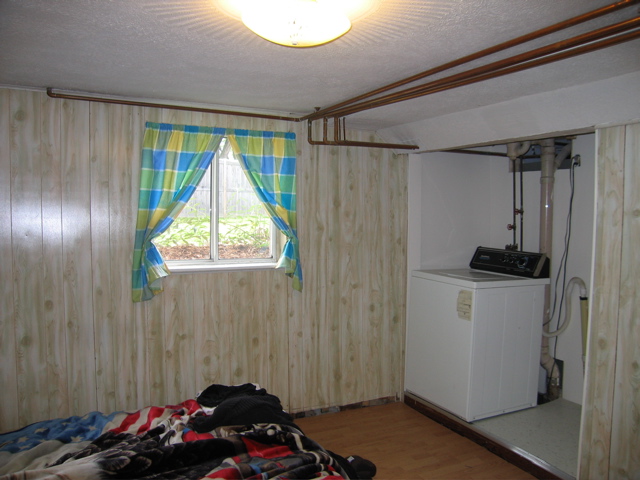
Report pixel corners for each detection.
[163,139,280,274]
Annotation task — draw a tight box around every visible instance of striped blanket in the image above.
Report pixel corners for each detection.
[0,387,355,480]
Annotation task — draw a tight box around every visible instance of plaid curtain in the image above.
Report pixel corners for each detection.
[132,122,224,302]
[132,123,301,303]
[228,130,302,291]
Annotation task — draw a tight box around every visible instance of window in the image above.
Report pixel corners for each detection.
[154,138,278,270]
[132,122,301,302]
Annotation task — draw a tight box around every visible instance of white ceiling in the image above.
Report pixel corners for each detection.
[1,0,639,131]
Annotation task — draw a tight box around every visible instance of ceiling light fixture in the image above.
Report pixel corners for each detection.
[242,0,350,47]
[214,0,381,47]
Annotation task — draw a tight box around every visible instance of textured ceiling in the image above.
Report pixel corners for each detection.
[1,0,639,130]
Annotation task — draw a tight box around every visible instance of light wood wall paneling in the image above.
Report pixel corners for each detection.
[580,125,626,479]
[338,144,365,406]
[324,147,343,407]
[41,92,68,417]
[108,103,141,411]
[107,103,128,410]
[388,151,408,398]
[362,143,385,402]
[379,148,396,399]
[295,139,345,412]
[145,285,167,406]
[61,98,96,415]
[0,88,408,429]
[188,271,209,397]
[163,273,197,401]
[286,134,307,411]
[0,89,19,430]
[161,105,192,129]
[229,271,266,387]
[90,102,116,413]
[610,123,640,478]
[194,272,232,393]
[297,140,330,411]
[255,269,290,408]
[287,133,407,412]
[10,90,49,427]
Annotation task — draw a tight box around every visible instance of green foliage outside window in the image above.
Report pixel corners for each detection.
[155,214,270,249]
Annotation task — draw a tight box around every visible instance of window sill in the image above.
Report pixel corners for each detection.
[167,260,280,274]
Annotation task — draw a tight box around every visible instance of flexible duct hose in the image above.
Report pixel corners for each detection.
[542,276,588,338]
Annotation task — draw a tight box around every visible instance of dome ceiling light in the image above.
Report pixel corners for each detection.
[214,0,381,47]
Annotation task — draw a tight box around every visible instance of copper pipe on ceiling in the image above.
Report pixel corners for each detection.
[311,16,640,119]
[46,88,300,122]
[304,0,640,121]
[307,118,418,149]
[46,87,419,149]
[46,0,638,151]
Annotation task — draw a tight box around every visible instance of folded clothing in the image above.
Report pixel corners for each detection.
[196,383,267,408]
[191,394,296,432]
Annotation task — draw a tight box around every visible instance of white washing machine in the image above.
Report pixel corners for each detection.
[405,267,549,422]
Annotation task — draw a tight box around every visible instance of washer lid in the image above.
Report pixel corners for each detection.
[412,268,550,288]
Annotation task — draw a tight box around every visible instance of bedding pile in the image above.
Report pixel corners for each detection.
[0,384,373,480]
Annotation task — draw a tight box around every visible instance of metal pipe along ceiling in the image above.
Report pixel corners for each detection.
[47,0,640,149]
[306,5,640,120]
[304,0,640,121]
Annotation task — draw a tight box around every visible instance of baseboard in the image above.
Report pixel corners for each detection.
[291,394,399,419]
[404,393,574,480]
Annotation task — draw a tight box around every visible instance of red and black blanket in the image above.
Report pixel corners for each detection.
[0,384,367,480]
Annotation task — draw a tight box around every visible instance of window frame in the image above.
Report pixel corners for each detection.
[161,138,281,273]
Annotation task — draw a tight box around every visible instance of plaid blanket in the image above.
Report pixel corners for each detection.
[0,389,353,480]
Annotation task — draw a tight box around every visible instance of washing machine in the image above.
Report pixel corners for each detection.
[405,248,549,422]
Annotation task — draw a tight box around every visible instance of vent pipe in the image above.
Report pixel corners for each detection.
[538,138,572,400]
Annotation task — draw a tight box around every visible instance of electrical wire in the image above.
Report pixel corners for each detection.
[543,155,578,327]
[512,158,517,248]
[544,155,579,395]
[551,156,578,325]
[520,156,524,250]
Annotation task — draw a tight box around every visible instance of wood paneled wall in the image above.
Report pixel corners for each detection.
[0,88,407,431]
[579,123,640,479]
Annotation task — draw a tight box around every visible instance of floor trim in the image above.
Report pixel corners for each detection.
[404,393,574,480]
[291,395,399,419]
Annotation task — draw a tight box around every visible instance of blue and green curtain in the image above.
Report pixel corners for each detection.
[228,131,301,291]
[132,122,301,303]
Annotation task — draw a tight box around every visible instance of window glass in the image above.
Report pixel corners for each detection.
[155,138,274,264]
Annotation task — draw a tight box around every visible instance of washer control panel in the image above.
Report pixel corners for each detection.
[470,246,549,278]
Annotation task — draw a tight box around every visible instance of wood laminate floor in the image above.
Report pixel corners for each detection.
[295,402,536,480]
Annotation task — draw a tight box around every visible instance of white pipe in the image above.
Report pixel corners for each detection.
[542,276,587,337]
[555,142,572,169]
[507,141,532,160]
[539,139,558,392]
[538,139,572,397]
[539,139,557,257]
